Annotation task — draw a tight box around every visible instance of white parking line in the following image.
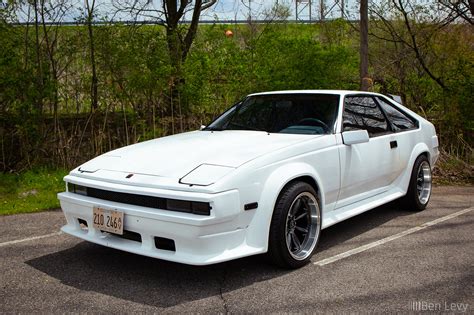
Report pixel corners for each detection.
[314,206,474,266]
[0,231,63,248]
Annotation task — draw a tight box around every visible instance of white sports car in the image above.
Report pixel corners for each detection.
[58,90,439,268]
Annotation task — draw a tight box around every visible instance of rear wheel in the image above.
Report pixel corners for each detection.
[268,181,321,269]
[402,155,432,211]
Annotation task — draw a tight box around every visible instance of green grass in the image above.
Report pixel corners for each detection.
[0,168,68,215]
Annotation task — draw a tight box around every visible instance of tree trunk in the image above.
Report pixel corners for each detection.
[359,0,370,91]
[162,0,216,121]
[33,0,43,113]
[86,0,98,111]
[39,0,59,122]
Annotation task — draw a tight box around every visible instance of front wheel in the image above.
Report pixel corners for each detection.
[268,182,321,269]
[402,155,432,211]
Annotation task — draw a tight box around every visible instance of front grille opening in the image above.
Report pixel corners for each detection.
[78,218,88,231]
[113,230,142,243]
[68,183,211,216]
[154,237,176,252]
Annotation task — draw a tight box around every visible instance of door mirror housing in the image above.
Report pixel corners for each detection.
[199,125,206,131]
[342,129,369,145]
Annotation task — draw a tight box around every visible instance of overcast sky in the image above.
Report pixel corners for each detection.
[136,0,357,21]
[202,0,356,20]
[8,0,359,23]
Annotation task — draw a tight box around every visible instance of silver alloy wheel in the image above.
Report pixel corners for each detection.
[285,192,320,260]
[417,161,432,205]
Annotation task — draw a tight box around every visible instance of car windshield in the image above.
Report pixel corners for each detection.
[204,94,340,135]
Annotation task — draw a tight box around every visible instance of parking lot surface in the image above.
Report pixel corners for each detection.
[1,186,472,313]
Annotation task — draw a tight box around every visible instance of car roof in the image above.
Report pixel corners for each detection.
[248,90,378,97]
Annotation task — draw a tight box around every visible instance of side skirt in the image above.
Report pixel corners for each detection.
[322,187,405,229]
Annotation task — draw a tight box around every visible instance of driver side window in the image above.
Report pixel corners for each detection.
[343,96,390,137]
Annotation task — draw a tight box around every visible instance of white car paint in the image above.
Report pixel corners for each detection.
[58,90,439,265]
[78,131,314,177]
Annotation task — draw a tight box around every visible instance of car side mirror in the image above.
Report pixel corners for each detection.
[199,125,206,131]
[342,129,369,145]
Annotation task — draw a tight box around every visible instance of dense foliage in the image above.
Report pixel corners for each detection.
[0,19,472,179]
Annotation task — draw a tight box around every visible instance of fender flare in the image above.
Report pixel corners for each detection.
[399,142,431,193]
[245,162,324,251]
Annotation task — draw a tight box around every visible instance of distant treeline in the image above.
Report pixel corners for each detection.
[0,20,472,172]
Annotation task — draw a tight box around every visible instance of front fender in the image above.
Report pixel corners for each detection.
[245,162,324,251]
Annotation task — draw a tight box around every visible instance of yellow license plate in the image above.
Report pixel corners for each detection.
[93,206,124,235]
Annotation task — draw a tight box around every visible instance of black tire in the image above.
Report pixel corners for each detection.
[268,181,321,269]
[402,155,432,211]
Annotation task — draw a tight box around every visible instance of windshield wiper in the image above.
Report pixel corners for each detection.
[228,122,268,132]
[203,126,224,131]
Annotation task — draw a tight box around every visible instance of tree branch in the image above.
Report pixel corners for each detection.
[395,0,446,90]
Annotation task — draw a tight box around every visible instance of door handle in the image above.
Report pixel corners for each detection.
[390,140,398,149]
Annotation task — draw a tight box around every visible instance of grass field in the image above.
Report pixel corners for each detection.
[0,168,68,215]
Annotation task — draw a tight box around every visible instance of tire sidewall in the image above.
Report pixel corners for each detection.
[270,182,321,268]
[409,155,432,211]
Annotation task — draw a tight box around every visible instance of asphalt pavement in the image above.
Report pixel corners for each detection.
[0,186,473,313]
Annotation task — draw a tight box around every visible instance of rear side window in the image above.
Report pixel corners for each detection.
[376,97,417,131]
[343,96,389,137]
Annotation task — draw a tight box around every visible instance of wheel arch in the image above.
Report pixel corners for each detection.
[419,150,430,161]
[244,162,324,252]
[399,143,431,194]
[277,175,321,206]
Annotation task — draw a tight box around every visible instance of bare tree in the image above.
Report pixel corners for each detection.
[113,0,217,133]
[38,0,71,117]
[114,0,216,75]
[437,0,473,25]
[163,0,215,80]
[367,0,461,91]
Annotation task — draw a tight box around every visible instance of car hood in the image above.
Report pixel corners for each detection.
[78,130,315,179]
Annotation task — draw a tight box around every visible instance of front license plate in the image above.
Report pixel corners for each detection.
[93,206,124,235]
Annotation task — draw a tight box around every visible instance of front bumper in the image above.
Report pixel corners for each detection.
[58,179,263,265]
